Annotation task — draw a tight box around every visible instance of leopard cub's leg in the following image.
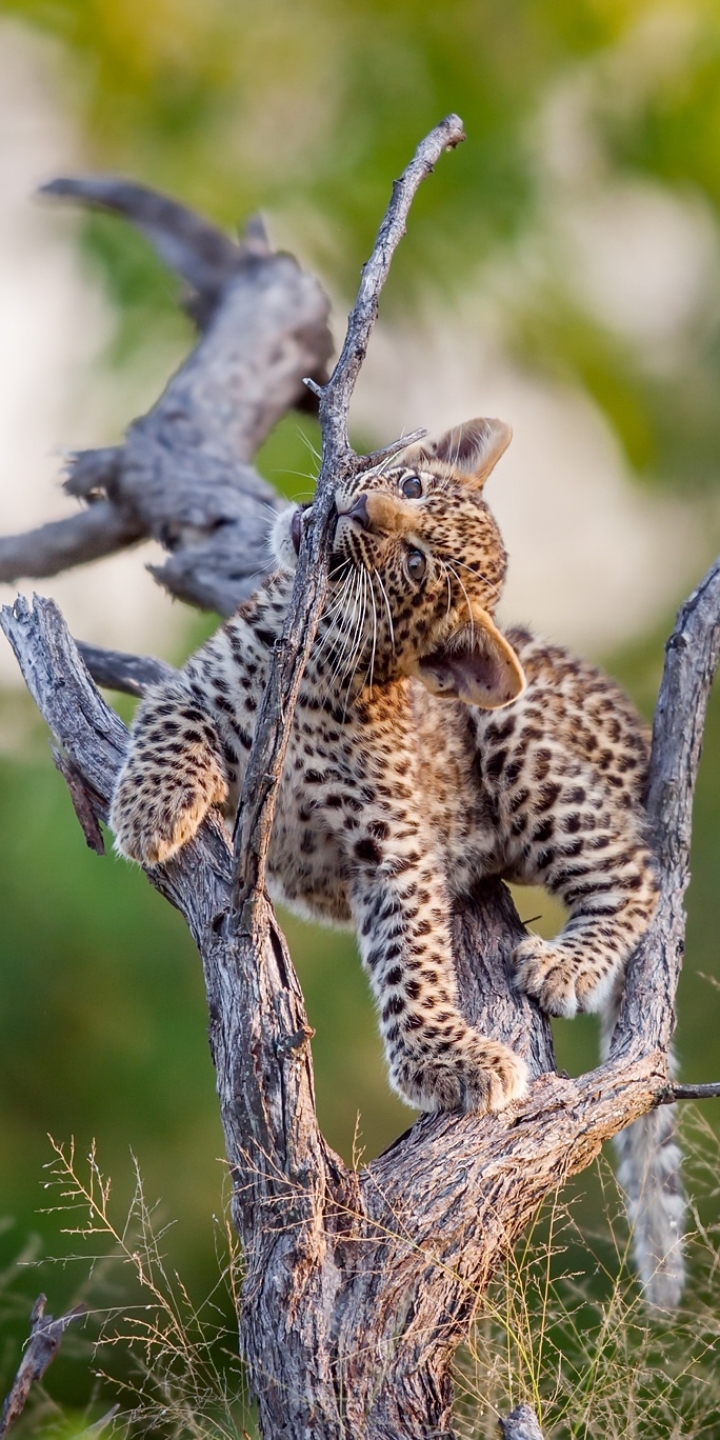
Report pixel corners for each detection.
[473,637,660,1019]
[350,844,527,1113]
[494,746,659,1016]
[111,678,229,866]
[512,836,658,1018]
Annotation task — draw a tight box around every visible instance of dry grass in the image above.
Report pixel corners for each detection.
[34,1138,252,1439]
[6,1112,720,1438]
[455,1111,720,1439]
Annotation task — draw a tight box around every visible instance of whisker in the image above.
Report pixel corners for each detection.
[321,563,353,615]
[329,568,364,689]
[342,570,368,682]
[296,428,322,466]
[278,477,319,492]
[317,573,358,666]
[342,571,369,716]
[445,561,475,644]
[363,572,379,691]
[373,567,396,659]
[339,569,369,704]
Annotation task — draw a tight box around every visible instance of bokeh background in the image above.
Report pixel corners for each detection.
[1,0,720,1431]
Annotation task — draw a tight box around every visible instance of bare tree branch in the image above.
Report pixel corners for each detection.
[3,183,333,613]
[612,557,720,1063]
[661,1082,720,1103]
[52,749,106,854]
[40,177,272,325]
[76,641,175,696]
[0,503,142,584]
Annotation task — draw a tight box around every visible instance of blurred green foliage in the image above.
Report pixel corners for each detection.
[1,0,720,1432]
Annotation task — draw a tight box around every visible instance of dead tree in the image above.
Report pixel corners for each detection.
[1,118,719,1440]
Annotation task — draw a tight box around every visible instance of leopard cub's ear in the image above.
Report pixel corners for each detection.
[410,607,525,709]
[404,417,512,489]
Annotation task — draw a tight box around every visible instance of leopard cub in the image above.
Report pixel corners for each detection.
[111,418,658,1114]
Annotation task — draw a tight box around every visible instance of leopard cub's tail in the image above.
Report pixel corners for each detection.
[602,994,686,1310]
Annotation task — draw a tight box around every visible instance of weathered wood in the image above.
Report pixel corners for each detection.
[40,178,272,316]
[77,641,175,696]
[4,182,333,614]
[0,501,143,583]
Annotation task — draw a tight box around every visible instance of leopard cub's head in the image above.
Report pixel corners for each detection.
[274,417,525,709]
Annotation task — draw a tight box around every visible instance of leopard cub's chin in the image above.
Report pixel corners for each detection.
[270,505,300,573]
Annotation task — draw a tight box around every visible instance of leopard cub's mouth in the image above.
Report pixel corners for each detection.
[270,503,308,571]
[292,503,345,565]
[273,500,347,574]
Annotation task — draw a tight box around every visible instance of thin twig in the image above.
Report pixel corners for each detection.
[658,1082,720,1104]
[231,112,466,910]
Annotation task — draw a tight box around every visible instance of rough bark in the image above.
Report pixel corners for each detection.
[1,119,718,1438]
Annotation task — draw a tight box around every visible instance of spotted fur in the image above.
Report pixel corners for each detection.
[111,417,658,1118]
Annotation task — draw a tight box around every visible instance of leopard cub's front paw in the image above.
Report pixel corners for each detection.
[110,755,228,866]
[392,1034,528,1115]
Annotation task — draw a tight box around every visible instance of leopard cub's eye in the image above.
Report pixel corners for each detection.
[405,548,427,582]
[401,474,423,499]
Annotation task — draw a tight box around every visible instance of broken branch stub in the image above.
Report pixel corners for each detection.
[0,1295,85,1440]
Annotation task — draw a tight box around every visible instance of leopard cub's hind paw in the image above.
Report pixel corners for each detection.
[110,755,228,866]
[513,935,618,1019]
